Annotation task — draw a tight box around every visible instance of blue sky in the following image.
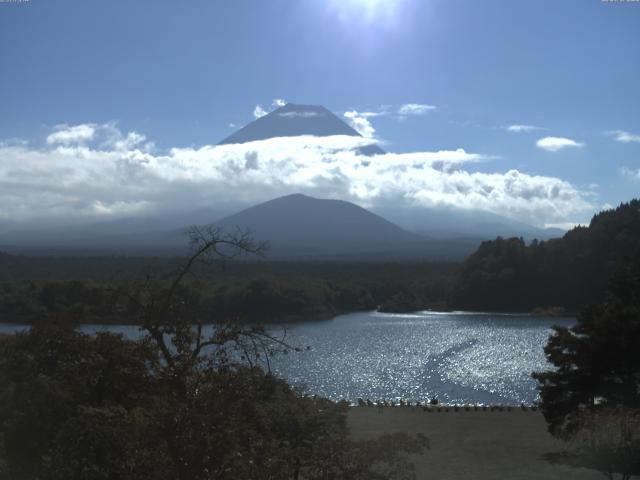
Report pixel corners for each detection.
[1,0,639,227]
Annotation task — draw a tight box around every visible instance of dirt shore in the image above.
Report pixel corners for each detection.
[348,407,612,480]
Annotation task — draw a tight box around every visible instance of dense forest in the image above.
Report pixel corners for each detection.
[0,256,455,324]
[451,200,640,312]
[1,199,638,323]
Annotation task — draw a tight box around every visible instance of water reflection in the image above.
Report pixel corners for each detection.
[266,310,574,405]
[0,310,573,405]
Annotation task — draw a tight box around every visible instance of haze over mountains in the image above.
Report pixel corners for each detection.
[214,193,479,260]
[371,205,565,241]
[0,103,564,259]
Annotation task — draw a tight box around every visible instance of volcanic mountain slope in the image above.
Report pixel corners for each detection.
[0,194,478,260]
[219,103,384,156]
[213,193,475,259]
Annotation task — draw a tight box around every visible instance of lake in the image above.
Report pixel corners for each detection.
[0,310,574,405]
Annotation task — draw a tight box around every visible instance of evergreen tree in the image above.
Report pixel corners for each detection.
[533,252,640,438]
[452,199,640,312]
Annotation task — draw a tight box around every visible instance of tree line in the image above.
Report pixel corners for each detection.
[451,199,640,312]
[0,260,455,324]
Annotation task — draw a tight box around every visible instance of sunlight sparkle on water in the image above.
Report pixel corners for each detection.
[0,310,572,406]
[268,310,573,405]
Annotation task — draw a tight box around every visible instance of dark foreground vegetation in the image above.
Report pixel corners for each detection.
[533,252,640,479]
[452,200,640,312]
[0,253,455,324]
[0,228,427,480]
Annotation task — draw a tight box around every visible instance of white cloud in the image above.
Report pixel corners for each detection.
[536,136,584,152]
[620,166,640,181]
[46,123,151,151]
[397,103,436,116]
[343,110,376,138]
[342,103,436,131]
[543,221,584,230]
[0,123,593,227]
[250,101,437,140]
[504,124,545,133]
[358,110,386,118]
[47,124,97,145]
[252,99,287,119]
[253,105,268,119]
[0,138,28,148]
[91,200,152,216]
[228,122,237,128]
[278,111,320,118]
[606,130,640,144]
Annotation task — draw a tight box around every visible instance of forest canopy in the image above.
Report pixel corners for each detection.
[451,200,640,312]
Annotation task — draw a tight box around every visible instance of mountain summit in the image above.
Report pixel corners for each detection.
[212,193,476,259]
[219,103,384,155]
[214,193,429,258]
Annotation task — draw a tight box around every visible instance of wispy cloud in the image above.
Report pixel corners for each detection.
[250,101,435,137]
[0,138,28,148]
[536,136,584,152]
[503,124,545,133]
[397,103,436,116]
[0,123,592,226]
[620,166,640,181]
[543,221,585,230]
[605,130,640,144]
[343,103,436,137]
[278,111,320,118]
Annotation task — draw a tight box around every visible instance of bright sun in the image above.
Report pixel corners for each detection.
[327,0,406,25]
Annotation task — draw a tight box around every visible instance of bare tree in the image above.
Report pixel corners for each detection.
[119,225,300,374]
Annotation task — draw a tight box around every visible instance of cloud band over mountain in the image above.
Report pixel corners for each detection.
[0,123,592,226]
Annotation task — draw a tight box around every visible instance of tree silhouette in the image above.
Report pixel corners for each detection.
[0,226,427,480]
[452,199,640,312]
[533,252,640,438]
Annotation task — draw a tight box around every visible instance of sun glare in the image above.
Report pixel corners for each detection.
[327,0,406,25]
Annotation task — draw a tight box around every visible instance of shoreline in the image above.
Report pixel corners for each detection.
[349,403,540,410]
[0,307,576,328]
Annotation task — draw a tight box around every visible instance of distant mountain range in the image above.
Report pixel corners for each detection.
[0,209,226,253]
[371,205,564,241]
[0,194,477,260]
[0,103,565,259]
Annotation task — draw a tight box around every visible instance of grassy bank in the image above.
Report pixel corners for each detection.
[348,407,608,479]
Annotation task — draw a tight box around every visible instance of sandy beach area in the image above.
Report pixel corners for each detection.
[348,407,615,480]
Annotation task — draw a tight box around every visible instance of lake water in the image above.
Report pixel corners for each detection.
[0,310,574,405]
